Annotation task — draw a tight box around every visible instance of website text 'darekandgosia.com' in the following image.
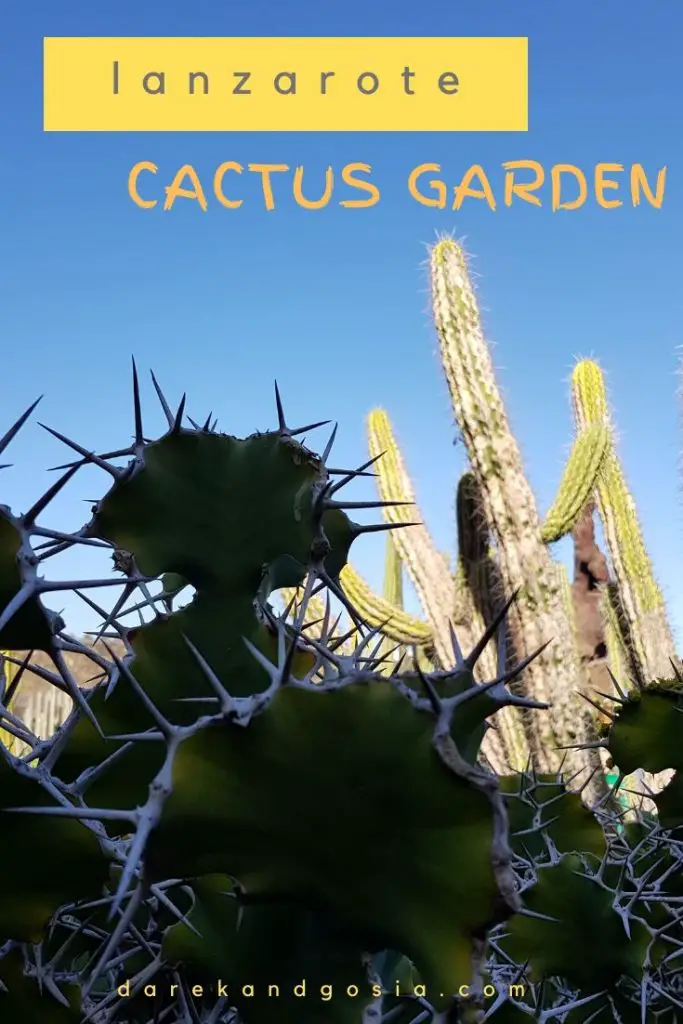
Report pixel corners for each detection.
[116,978,528,1001]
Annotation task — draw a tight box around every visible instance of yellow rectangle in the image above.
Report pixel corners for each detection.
[43,37,528,132]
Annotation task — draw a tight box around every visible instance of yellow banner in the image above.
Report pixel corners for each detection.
[43,37,528,132]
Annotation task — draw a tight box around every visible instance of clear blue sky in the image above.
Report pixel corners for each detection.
[2,1,683,650]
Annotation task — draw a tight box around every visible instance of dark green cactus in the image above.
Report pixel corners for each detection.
[1,366,682,1024]
[0,372,536,1022]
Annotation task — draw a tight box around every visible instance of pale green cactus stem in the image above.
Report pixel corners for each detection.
[383,534,403,608]
[556,562,576,644]
[602,582,630,685]
[540,423,612,543]
[0,651,18,752]
[375,535,406,674]
[430,236,600,775]
[341,563,432,647]
[281,561,431,655]
[365,408,480,671]
[364,412,526,771]
[571,359,676,685]
[455,473,530,771]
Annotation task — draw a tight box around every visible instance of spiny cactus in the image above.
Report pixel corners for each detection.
[342,239,676,795]
[350,241,611,780]
[363,411,524,772]
[365,408,469,669]
[0,370,682,1024]
[430,238,613,776]
[0,371,564,1022]
[572,358,677,685]
[279,563,431,655]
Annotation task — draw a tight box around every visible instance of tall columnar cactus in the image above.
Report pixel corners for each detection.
[571,359,676,685]
[343,244,676,794]
[329,238,674,791]
[341,247,614,778]
[370,237,610,777]
[364,409,465,669]
[364,412,529,771]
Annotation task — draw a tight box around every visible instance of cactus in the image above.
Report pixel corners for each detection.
[353,241,611,780]
[0,372,564,1021]
[0,370,682,1023]
[375,534,410,674]
[0,651,18,751]
[383,534,403,608]
[572,358,677,685]
[340,240,675,795]
[364,411,525,771]
[365,408,468,669]
[430,237,613,776]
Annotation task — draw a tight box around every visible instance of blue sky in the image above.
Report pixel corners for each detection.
[2,0,683,651]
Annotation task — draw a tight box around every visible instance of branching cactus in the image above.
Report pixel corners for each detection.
[326,252,617,777]
[0,372,589,1023]
[572,359,677,686]
[0,373,682,1024]
[336,241,614,779]
[426,237,610,776]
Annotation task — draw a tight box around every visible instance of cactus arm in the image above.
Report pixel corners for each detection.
[374,534,406,673]
[366,409,459,666]
[340,564,432,646]
[382,534,403,609]
[283,563,434,656]
[571,359,676,682]
[540,423,612,543]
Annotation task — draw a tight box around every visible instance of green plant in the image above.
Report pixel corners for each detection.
[572,359,677,686]
[0,370,682,1023]
[0,650,19,751]
[337,238,676,791]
